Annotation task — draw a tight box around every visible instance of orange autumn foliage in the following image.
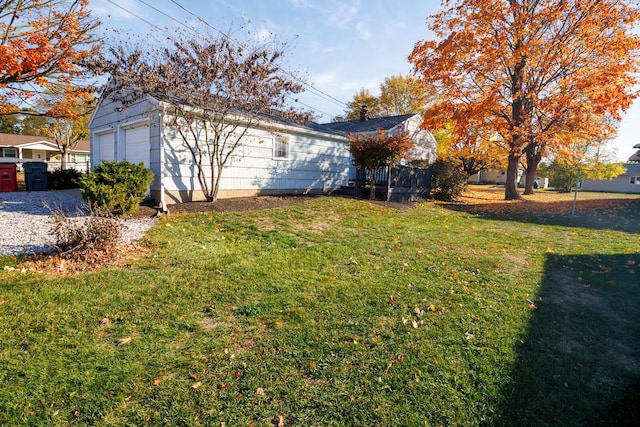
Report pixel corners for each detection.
[0,0,99,118]
[410,0,640,200]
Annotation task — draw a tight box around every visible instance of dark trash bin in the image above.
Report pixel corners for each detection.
[24,162,48,191]
[0,163,18,192]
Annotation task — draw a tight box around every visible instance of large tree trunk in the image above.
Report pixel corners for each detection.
[504,153,522,200]
[522,145,542,195]
[61,148,69,170]
[522,164,537,195]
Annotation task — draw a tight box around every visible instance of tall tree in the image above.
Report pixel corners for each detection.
[39,87,93,169]
[343,88,380,120]
[0,0,99,117]
[378,74,433,116]
[434,120,508,177]
[410,0,640,200]
[95,32,308,202]
[46,97,92,169]
[342,75,434,120]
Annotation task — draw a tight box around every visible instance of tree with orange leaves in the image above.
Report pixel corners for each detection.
[0,0,99,120]
[410,0,640,200]
[347,129,413,199]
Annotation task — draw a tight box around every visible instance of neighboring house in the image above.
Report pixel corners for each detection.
[629,143,640,162]
[321,106,437,169]
[88,92,352,208]
[581,162,640,194]
[467,168,535,186]
[0,133,90,172]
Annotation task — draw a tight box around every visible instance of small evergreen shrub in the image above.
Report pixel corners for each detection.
[430,159,468,201]
[80,160,154,216]
[47,169,82,190]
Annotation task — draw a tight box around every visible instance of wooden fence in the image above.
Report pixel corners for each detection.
[353,165,432,202]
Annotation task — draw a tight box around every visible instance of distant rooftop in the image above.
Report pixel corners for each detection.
[320,114,417,134]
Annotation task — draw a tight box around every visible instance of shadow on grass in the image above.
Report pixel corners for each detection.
[491,253,640,426]
[444,198,640,234]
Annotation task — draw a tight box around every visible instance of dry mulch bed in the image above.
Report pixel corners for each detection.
[132,194,417,217]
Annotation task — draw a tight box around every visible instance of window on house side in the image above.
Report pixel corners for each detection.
[4,148,17,158]
[631,176,640,185]
[274,135,290,159]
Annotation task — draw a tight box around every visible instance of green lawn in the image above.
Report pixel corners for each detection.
[1,190,639,426]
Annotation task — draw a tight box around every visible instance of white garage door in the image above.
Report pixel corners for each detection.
[123,125,150,166]
[97,132,115,163]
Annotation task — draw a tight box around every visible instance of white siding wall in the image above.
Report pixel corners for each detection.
[89,95,162,194]
[90,92,351,203]
[161,122,350,197]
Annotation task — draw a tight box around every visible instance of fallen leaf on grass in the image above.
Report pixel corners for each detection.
[191,381,202,389]
[256,387,264,396]
[100,318,110,325]
[116,337,132,346]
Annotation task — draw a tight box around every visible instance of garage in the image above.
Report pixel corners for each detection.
[122,124,149,167]
[96,131,115,163]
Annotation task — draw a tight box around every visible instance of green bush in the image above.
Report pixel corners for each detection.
[538,161,578,193]
[80,160,154,216]
[47,169,83,190]
[430,158,468,201]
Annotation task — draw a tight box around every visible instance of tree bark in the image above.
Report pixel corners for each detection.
[504,153,522,200]
[522,145,542,195]
[61,148,68,170]
[369,169,376,200]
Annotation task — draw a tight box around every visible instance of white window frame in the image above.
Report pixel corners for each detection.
[630,176,640,185]
[273,134,290,160]
[3,148,17,158]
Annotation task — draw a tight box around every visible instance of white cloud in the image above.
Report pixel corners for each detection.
[291,0,313,7]
[356,21,372,40]
[325,1,360,27]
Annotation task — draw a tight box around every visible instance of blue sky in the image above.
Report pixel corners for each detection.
[89,0,639,161]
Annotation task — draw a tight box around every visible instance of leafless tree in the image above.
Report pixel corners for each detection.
[95,31,309,202]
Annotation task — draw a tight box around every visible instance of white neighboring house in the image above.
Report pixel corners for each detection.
[322,107,437,166]
[0,133,90,172]
[581,162,640,194]
[88,92,352,208]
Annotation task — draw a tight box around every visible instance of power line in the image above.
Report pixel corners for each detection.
[167,0,348,109]
[103,0,166,34]
[101,0,347,119]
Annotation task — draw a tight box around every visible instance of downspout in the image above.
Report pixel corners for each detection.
[159,106,168,213]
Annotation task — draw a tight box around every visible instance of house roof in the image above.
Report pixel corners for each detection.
[624,162,640,174]
[320,114,418,134]
[0,133,89,153]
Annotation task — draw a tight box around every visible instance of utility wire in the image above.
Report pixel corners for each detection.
[168,0,348,109]
[104,0,344,119]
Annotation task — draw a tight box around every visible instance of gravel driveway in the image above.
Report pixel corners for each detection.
[0,190,157,256]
